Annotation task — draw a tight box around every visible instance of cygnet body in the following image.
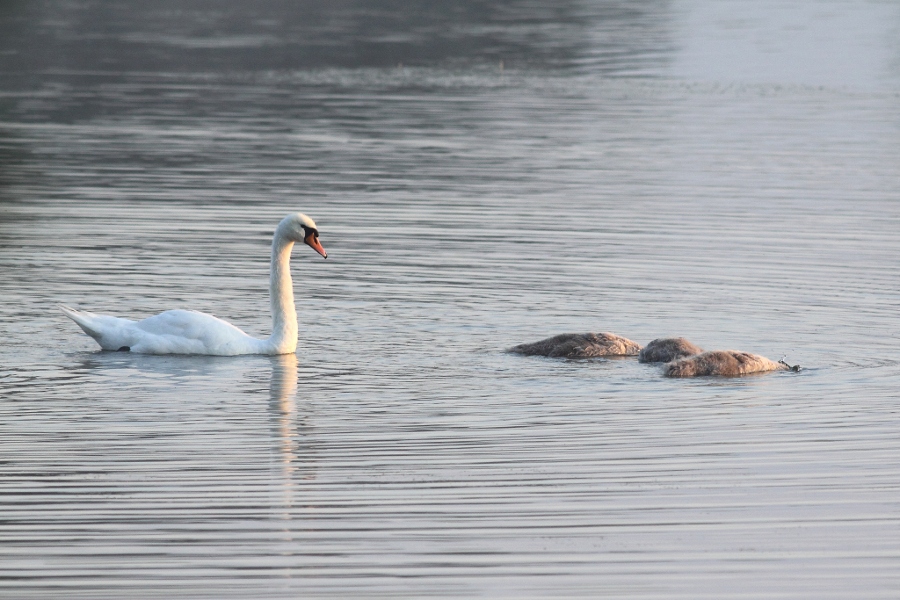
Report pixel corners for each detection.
[664,350,788,377]
[509,332,642,358]
[638,337,704,363]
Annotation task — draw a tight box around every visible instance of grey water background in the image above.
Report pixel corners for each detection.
[1,0,900,597]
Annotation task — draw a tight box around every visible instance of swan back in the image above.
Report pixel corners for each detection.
[60,305,268,355]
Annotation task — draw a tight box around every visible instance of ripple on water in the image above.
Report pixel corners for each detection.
[2,1,900,598]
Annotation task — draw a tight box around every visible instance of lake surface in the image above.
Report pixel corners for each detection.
[1,1,899,598]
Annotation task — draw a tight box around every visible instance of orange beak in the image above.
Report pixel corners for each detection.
[304,231,327,258]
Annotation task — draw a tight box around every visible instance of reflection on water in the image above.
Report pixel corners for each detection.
[271,353,300,483]
[270,352,316,526]
[1,1,900,598]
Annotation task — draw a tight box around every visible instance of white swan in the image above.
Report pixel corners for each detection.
[60,212,327,356]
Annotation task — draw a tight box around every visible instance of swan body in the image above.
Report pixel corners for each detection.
[639,337,704,363]
[663,350,788,377]
[59,306,274,355]
[61,212,327,356]
[509,332,642,358]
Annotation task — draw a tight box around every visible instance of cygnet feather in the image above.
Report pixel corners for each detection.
[663,350,789,377]
[509,332,642,358]
[638,337,704,363]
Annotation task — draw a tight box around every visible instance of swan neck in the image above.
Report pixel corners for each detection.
[269,234,298,354]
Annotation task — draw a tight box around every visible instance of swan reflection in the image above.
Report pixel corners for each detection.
[269,353,316,526]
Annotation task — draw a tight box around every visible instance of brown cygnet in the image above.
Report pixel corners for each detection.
[664,350,790,377]
[509,332,642,359]
[638,337,704,363]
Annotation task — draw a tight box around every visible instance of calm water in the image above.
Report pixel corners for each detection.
[2,1,900,598]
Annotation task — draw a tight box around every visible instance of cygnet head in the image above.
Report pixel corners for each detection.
[278,213,327,258]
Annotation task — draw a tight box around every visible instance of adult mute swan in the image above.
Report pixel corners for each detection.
[60,212,327,356]
[509,332,642,358]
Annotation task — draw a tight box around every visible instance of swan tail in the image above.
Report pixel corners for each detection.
[59,304,106,341]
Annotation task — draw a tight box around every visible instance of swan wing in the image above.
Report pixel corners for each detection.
[131,310,263,355]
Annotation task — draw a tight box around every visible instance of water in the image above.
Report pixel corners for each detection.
[2,1,900,598]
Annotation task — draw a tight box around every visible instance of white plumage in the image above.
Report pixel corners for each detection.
[60,212,327,356]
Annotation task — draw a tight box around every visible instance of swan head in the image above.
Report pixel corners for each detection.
[278,213,327,258]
